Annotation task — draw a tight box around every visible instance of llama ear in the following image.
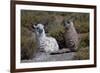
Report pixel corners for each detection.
[31,24,37,29]
[43,22,48,33]
[33,25,37,28]
[43,22,46,27]
[63,20,66,27]
[63,20,70,26]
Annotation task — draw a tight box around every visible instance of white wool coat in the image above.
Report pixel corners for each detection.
[34,24,59,53]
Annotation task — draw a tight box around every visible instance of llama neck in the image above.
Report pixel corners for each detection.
[69,22,78,35]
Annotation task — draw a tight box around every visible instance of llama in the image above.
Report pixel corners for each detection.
[64,20,79,51]
[32,23,59,53]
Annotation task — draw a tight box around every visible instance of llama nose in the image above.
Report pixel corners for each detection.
[64,25,69,30]
[38,29,43,33]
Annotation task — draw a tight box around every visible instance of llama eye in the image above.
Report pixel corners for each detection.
[67,21,70,24]
[36,27,39,30]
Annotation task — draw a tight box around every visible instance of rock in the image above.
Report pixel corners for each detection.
[21,51,75,63]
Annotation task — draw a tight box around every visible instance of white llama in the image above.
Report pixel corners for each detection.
[33,23,59,53]
[64,20,79,51]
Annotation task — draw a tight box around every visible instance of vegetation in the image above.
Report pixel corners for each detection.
[73,47,89,60]
[21,10,89,60]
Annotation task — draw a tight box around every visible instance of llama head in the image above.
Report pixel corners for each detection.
[64,20,72,30]
[64,16,77,30]
[32,23,45,36]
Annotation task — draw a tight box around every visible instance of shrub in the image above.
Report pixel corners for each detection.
[21,27,37,60]
[47,23,66,49]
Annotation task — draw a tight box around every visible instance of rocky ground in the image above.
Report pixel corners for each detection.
[22,51,76,63]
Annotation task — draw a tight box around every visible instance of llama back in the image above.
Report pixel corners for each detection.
[39,37,59,53]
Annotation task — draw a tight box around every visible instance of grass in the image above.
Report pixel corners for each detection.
[73,47,89,60]
[72,32,89,60]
